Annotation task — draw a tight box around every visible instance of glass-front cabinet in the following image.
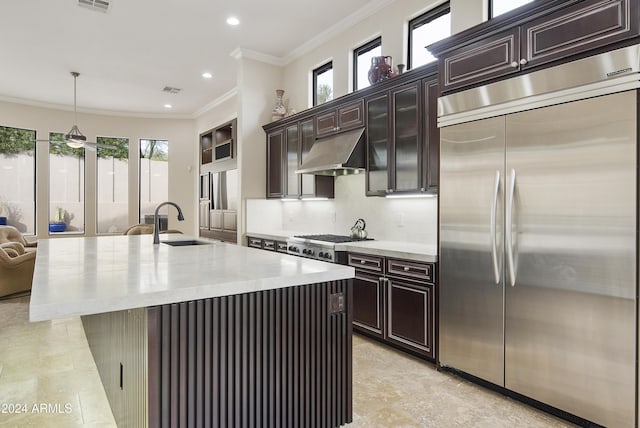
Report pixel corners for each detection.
[366,93,389,195]
[392,82,421,192]
[366,80,423,196]
[285,124,300,198]
[300,119,316,197]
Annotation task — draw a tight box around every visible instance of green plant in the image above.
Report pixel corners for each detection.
[52,207,66,224]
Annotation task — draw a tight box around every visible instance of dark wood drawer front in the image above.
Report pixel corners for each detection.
[386,279,433,357]
[442,28,520,92]
[262,239,276,251]
[387,259,433,283]
[338,100,364,131]
[353,272,384,336]
[348,253,384,274]
[276,241,288,253]
[315,111,338,137]
[248,237,262,248]
[522,0,636,69]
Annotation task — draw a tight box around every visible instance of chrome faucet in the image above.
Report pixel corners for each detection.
[153,201,185,244]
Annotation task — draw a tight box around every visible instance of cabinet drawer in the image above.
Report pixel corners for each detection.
[387,259,433,283]
[276,241,288,253]
[348,253,384,273]
[248,237,262,249]
[262,239,276,251]
[522,0,636,70]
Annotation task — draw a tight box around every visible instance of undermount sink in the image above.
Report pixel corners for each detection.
[161,240,212,247]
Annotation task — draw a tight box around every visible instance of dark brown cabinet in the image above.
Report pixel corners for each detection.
[434,0,638,93]
[266,130,284,198]
[365,76,438,196]
[315,100,364,138]
[266,119,334,200]
[200,120,236,166]
[349,252,436,359]
[246,236,288,253]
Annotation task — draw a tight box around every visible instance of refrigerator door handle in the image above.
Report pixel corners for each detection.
[490,170,501,284]
[506,168,516,287]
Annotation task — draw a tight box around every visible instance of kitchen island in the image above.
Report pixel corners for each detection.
[29,234,355,427]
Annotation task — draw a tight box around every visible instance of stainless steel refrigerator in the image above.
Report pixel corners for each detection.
[439,45,639,427]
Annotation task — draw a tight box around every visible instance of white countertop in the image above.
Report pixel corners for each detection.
[246,230,437,262]
[29,235,354,322]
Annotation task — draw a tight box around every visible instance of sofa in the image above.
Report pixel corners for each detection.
[0,242,36,299]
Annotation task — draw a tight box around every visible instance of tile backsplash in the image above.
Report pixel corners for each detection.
[246,174,437,245]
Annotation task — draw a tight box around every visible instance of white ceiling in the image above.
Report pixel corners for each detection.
[0,0,388,118]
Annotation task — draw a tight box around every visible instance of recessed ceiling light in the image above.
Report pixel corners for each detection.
[226,16,240,26]
[164,104,172,109]
[202,72,213,79]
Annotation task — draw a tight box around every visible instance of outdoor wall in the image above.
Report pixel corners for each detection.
[0,100,195,238]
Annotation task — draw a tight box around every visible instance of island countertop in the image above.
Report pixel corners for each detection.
[29,234,354,322]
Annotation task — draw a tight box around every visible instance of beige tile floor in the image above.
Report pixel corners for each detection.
[0,295,574,427]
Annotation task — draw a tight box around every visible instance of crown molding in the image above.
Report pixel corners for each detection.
[230,47,285,66]
[192,87,239,118]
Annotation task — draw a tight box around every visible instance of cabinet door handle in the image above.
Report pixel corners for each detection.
[360,260,366,265]
[403,266,410,272]
[510,61,518,68]
[519,58,528,65]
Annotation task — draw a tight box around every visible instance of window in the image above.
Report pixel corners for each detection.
[408,3,451,70]
[96,136,129,234]
[0,125,36,234]
[49,132,85,234]
[139,139,168,226]
[490,0,533,18]
[353,37,382,91]
[313,62,333,106]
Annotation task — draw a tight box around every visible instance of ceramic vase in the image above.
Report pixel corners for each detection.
[368,56,394,84]
[271,89,286,122]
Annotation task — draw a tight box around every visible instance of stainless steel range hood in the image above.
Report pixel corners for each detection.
[295,127,365,176]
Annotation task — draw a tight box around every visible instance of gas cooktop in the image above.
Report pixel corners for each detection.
[293,234,373,243]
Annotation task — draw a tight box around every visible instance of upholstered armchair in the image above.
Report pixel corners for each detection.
[0,242,36,299]
[0,226,37,253]
[123,224,183,236]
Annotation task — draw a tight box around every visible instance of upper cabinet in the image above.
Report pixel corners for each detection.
[266,118,334,200]
[430,0,639,94]
[365,69,439,196]
[200,119,236,166]
[315,100,364,138]
[263,64,439,199]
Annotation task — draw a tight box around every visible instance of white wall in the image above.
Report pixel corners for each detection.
[0,100,195,238]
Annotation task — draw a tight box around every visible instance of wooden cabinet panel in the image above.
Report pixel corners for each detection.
[522,0,636,69]
[442,28,520,92]
[387,259,434,283]
[316,100,364,138]
[348,253,384,274]
[386,279,433,358]
[353,271,384,337]
[266,130,284,198]
[338,100,364,131]
[423,78,439,191]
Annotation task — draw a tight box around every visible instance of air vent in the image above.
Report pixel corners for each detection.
[78,0,110,12]
[162,86,182,94]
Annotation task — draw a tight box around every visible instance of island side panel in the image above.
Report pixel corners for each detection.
[147,279,353,427]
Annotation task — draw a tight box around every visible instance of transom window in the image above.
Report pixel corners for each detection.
[490,0,534,18]
[408,3,451,70]
[353,37,382,91]
[313,62,333,106]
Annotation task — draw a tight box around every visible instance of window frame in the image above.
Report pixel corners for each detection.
[312,61,333,107]
[139,138,169,227]
[407,2,451,70]
[95,136,130,235]
[489,0,534,19]
[353,37,382,91]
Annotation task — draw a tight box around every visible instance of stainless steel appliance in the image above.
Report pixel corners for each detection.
[286,234,373,263]
[439,45,639,427]
[199,169,238,242]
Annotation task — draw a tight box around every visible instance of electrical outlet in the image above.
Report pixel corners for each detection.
[398,212,405,227]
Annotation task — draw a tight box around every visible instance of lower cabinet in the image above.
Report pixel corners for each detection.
[246,236,288,253]
[349,252,436,360]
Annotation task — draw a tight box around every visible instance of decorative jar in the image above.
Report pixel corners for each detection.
[368,56,395,84]
[271,89,286,122]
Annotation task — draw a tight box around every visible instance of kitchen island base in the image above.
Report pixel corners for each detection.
[82,279,353,427]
